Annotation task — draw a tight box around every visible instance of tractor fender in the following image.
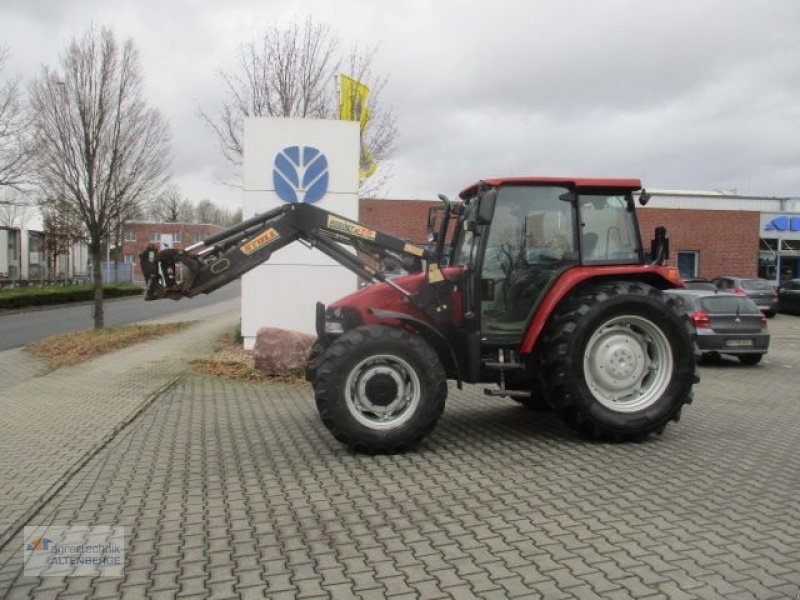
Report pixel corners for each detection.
[369,308,462,388]
[520,265,682,355]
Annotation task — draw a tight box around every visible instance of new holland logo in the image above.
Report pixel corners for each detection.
[273,146,329,204]
[764,216,800,232]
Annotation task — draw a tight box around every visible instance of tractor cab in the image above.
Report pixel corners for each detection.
[448,178,648,346]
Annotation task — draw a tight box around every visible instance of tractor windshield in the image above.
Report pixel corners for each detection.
[578,194,643,264]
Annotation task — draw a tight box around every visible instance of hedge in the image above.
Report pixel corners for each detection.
[0,284,144,310]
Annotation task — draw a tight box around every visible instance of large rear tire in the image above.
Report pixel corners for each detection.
[313,325,447,453]
[541,281,696,440]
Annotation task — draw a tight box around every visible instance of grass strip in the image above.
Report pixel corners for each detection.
[26,322,191,367]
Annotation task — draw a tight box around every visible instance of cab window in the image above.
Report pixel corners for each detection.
[579,194,641,263]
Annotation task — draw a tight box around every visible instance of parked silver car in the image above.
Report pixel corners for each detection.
[710,276,778,318]
[666,289,770,365]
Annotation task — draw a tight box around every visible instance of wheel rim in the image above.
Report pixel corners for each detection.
[344,354,421,430]
[583,315,673,413]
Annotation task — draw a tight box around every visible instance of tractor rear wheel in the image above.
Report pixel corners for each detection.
[542,281,696,440]
[313,325,447,453]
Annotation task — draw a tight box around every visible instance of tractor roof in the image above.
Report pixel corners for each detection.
[458,177,642,199]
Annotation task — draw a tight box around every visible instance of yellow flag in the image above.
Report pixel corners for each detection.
[340,74,376,179]
[339,74,370,130]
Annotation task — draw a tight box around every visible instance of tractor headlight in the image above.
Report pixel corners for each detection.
[323,305,362,336]
[324,320,345,334]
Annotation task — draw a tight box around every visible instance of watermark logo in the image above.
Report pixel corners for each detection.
[23,526,124,577]
[26,537,53,554]
[273,146,329,204]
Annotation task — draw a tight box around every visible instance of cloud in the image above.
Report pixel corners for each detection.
[2,0,799,206]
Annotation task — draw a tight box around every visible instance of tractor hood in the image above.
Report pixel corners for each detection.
[327,267,462,330]
[328,272,432,324]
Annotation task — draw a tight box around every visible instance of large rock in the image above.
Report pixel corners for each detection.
[253,327,316,375]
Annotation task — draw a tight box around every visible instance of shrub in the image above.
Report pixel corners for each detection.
[0,284,143,310]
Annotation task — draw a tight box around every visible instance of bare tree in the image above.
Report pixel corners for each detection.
[40,201,85,280]
[0,188,33,228]
[0,47,31,188]
[201,16,396,195]
[225,207,243,226]
[194,198,220,224]
[191,197,241,227]
[150,183,187,222]
[29,27,170,328]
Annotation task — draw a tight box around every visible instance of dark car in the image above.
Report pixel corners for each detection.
[665,289,770,365]
[778,279,800,314]
[711,276,778,317]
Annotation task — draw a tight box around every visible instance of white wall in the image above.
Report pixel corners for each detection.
[0,230,8,276]
[241,117,360,348]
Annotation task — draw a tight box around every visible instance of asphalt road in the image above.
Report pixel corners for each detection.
[0,280,241,350]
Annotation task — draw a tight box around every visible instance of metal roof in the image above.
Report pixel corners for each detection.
[459,177,642,199]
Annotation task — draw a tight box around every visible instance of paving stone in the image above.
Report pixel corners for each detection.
[0,316,799,599]
[0,307,239,546]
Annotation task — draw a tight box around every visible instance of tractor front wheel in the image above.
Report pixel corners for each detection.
[313,325,447,453]
[304,338,329,382]
[542,281,696,440]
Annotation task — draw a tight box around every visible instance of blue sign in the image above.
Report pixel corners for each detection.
[273,146,329,204]
[764,216,800,232]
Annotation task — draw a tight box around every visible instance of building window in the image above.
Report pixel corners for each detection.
[124,230,136,242]
[149,232,161,242]
[7,229,19,261]
[677,251,699,278]
[123,254,135,264]
[173,231,181,243]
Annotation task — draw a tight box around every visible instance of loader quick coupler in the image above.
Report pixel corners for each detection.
[141,246,200,301]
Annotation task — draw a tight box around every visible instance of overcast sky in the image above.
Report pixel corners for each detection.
[2,0,800,210]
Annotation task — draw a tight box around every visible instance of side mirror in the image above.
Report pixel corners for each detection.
[649,226,669,264]
[477,189,497,225]
[639,189,652,206]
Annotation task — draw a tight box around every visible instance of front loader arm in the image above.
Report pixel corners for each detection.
[140,203,448,302]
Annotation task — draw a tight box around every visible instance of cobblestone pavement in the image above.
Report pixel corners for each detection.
[0,302,239,550]
[0,316,798,599]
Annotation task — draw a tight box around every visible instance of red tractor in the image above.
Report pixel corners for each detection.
[142,177,697,453]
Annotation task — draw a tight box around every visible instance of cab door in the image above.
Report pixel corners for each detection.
[479,185,578,345]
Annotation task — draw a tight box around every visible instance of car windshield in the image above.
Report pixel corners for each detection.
[699,296,760,314]
[741,279,772,290]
